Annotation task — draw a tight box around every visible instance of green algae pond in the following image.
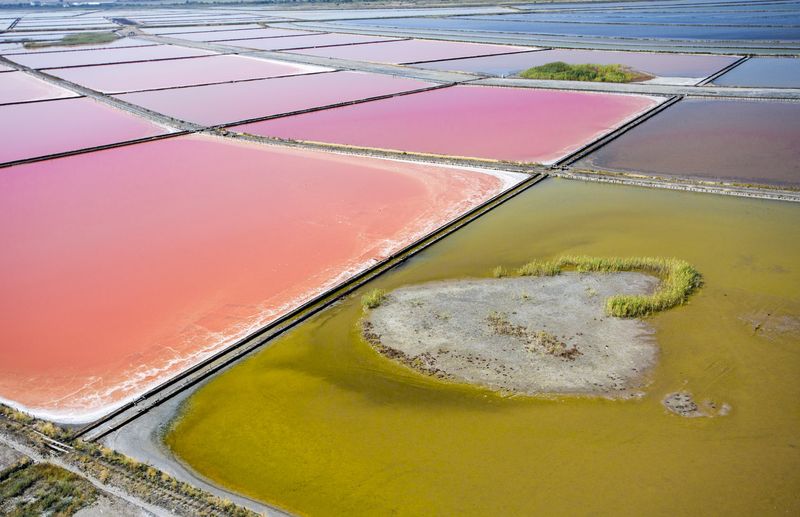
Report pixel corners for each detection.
[165,179,800,516]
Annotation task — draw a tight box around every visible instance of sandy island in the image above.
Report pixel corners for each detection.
[363,272,661,397]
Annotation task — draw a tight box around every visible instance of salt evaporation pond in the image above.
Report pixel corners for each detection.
[0,36,156,54]
[221,33,400,51]
[234,85,660,163]
[344,16,800,41]
[286,39,530,64]
[575,98,800,188]
[416,48,739,80]
[6,44,216,69]
[172,27,314,42]
[49,55,327,93]
[141,24,264,35]
[163,179,800,516]
[0,97,168,164]
[0,134,522,422]
[0,71,78,104]
[713,57,800,88]
[116,71,435,126]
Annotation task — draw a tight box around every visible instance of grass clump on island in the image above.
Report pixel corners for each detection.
[510,255,702,317]
[518,61,653,83]
[361,288,387,309]
[23,32,119,49]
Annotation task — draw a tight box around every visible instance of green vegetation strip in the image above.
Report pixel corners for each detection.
[23,32,119,49]
[513,256,702,317]
[518,62,653,83]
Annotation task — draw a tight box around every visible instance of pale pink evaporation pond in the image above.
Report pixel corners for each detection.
[48,55,327,93]
[6,44,216,69]
[115,71,435,125]
[0,71,77,104]
[172,27,314,42]
[221,33,401,51]
[141,23,263,35]
[0,97,168,163]
[0,134,519,421]
[235,85,660,163]
[1,37,156,55]
[285,38,531,64]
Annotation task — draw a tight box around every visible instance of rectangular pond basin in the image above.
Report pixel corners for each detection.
[6,43,217,69]
[155,177,800,517]
[233,85,661,164]
[0,97,169,164]
[415,48,740,82]
[285,39,531,64]
[141,24,264,35]
[220,33,402,51]
[48,55,328,94]
[115,71,436,126]
[712,57,800,88]
[0,133,523,422]
[0,36,156,55]
[344,15,800,41]
[574,98,800,188]
[0,71,78,104]
[172,27,315,42]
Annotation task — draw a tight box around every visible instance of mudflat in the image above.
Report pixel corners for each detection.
[364,272,659,397]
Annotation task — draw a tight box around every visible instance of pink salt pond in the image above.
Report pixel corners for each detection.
[235,85,660,163]
[285,38,530,64]
[6,44,216,69]
[48,54,327,93]
[0,71,77,104]
[0,134,522,422]
[1,37,156,55]
[0,97,169,164]
[115,71,435,126]
[220,33,400,51]
[171,27,314,42]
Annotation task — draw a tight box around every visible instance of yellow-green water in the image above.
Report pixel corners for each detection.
[166,179,800,516]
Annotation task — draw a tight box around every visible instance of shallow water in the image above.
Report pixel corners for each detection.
[0,71,77,104]
[0,97,167,163]
[286,38,528,64]
[115,71,434,126]
[345,16,800,41]
[0,134,514,421]
[575,98,800,187]
[170,27,314,42]
[49,55,325,94]
[168,179,800,516]
[713,56,800,88]
[6,44,215,69]
[222,33,400,51]
[235,85,658,163]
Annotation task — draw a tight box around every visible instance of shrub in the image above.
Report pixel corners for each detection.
[492,266,509,278]
[361,289,386,310]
